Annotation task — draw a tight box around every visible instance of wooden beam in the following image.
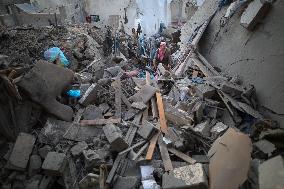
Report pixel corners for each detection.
[145,131,160,160]
[158,135,173,171]
[156,92,168,134]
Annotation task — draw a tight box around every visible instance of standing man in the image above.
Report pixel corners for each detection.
[137,23,142,36]
[153,42,172,70]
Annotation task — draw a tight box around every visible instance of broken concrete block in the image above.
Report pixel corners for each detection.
[193,120,211,137]
[79,84,101,106]
[162,163,208,189]
[103,124,128,152]
[193,84,215,98]
[254,139,276,156]
[113,176,139,189]
[29,155,42,176]
[38,145,52,159]
[7,133,36,171]
[42,152,67,176]
[131,101,147,111]
[79,173,100,189]
[129,85,157,104]
[259,155,284,189]
[240,0,271,30]
[17,61,74,121]
[164,103,193,126]
[71,141,88,157]
[210,122,228,137]
[83,149,109,169]
[138,121,158,139]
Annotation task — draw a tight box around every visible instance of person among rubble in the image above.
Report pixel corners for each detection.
[138,34,147,56]
[137,23,142,36]
[153,42,172,70]
[113,32,120,57]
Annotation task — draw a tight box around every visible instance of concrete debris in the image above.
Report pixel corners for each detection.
[103,124,129,152]
[28,155,42,176]
[240,0,271,30]
[162,164,208,189]
[79,173,100,189]
[138,121,159,139]
[79,84,101,106]
[254,139,276,156]
[131,101,148,111]
[38,145,53,159]
[258,155,284,189]
[70,141,88,157]
[129,85,157,104]
[193,120,211,137]
[42,152,67,176]
[164,103,194,126]
[83,149,109,169]
[193,84,216,99]
[7,133,36,171]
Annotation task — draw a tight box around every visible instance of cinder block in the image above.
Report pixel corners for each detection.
[103,124,128,152]
[42,152,67,176]
[138,121,158,139]
[7,133,36,171]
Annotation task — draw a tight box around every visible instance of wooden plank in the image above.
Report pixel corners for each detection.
[142,103,149,123]
[158,135,173,171]
[145,131,160,160]
[156,92,168,134]
[112,79,122,119]
[80,118,121,126]
[168,147,196,164]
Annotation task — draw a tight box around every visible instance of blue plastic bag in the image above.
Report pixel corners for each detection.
[44,47,70,67]
[67,90,81,98]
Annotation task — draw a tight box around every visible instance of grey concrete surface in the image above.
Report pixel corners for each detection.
[198,0,284,127]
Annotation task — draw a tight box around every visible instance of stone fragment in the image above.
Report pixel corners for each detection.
[17,61,74,121]
[79,173,100,189]
[193,120,211,137]
[259,155,284,189]
[83,149,109,169]
[193,84,215,98]
[42,152,67,176]
[7,133,36,171]
[210,122,228,137]
[131,102,147,111]
[79,84,101,106]
[29,155,42,176]
[240,0,271,30]
[83,105,104,120]
[162,163,208,189]
[38,145,52,159]
[138,121,158,139]
[70,141,88,157]
[103,124,129,152]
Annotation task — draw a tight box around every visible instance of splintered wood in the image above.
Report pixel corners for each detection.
[145,131,160,160]
[156,92,168,134]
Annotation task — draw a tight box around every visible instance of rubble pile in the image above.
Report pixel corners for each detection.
[0,18,283,189]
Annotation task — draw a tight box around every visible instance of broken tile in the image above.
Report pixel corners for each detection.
[162,163,208,189]
[38,145,52,159]
[42,152,67,176]
[210,122,228,137]
[7,133,36,171]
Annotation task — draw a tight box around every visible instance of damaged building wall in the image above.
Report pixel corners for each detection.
[85,0,168,35]
[197,0,284,127]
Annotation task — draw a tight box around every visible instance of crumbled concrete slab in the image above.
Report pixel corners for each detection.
[131,101,147,111]
[164,103,193,126]
[129,85,157,104]
[17,61,74,121]
[162,163,208,189]
[254,139,276,156]
[7,133,36,171]
[71,141,88,157]
[194,84,216,98]
[138,121,158,139]
[193,120,211,137]
[38,145,52,159]
[103,124,128,152]
[259,155,284,189]
[241,0,271,30]
[42,152,67,176]
[79,84,101,106]
[28,155,42,176]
